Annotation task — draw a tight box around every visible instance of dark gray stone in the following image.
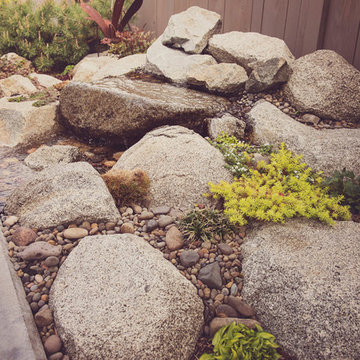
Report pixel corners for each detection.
[198,262,222,289]
[179,250,200,267]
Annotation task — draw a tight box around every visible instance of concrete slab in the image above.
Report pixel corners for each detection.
[0,226,46,360]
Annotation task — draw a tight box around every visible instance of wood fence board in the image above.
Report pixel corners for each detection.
[223,0,253,32]
[250,0,264,32]
[190,0,209,8]
[284,0,302,54]
[156,0,174,34]
[174,0,190,13]
[322,0,360,64]
[353,25,360,69]
[261,0,288,39]
[295,0,324,58]
[208,0,225,31]
[136,0,157,33]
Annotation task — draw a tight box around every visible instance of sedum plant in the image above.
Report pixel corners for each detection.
[178,207,235,243]
[200,322,281,360]
[209,143,351,226]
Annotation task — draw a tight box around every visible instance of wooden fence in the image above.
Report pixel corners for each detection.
[135,0,360,70]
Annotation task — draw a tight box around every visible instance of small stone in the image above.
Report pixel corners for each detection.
[44,335,62,355]
[198,262,222,289]
[152,206,171,215]
[103,160,116,167]
[34,274,43,283]
[230,283,238,296]
[120,223,134,234]
[217,243,234,255]
[146,219,158,232]
[18,242,62,261]
[32,293,41,302]
[203,287,211,299]
[105,222,116,231]
[138,211,154,220]
[202,241,212,249]
[44,256,59,267]
[41,294,49,302]
[63,228,88,240]
[179,250,200,267]
[216,304,238,317]
[30,302,39,312]
[49,352,64,360]
[214,293,225,302]
[300,113,321,125]
[227,296,255,317]
[209,317,261,336]
[158,215,174,228]
[165,226,184,251]
[3,216,18,227]
[34,308,53,327]
[63,243,74,251]
[12,227,37,246]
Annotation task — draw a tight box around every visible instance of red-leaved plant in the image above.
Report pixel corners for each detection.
[80,0,143,44]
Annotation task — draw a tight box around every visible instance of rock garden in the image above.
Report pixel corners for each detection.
[0,3,360,360]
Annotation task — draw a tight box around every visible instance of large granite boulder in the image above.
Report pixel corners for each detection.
[207,32,294,72]
[0,98,60,147]
[186,63,248,94]
[24,145,81,171]
[145,36,217,84]
[284,50,360,123]
[162,6,222,54]
[60,76,229,146]
[241,219,360,360]
[29,73,62,89]
[114,126,233,209]
[50,234,204,360]
[0,74,37,97]
[247,101,360,175]
[5,162,120,229]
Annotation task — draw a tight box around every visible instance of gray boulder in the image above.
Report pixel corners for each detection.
[0,75,37,97]
[24,145,81,170]
[245,58,291,92]
[247,101,360,175]
[114,126,233,209]
[207,32,294,72]
[207,113,246,139]
[284,50,360,123]
[50,234,203,360]
[60,76,228,146]
[186,63,248,94]
[0,98,60,147]
[145,36,217,84]
[241,219,360,360]
[162,6,222,54]
[5,162,120,229]
[29,73,61,89]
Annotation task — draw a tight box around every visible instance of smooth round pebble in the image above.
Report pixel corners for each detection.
[63,228,88,240]
[44,256,59,267]
[44,334,62,355]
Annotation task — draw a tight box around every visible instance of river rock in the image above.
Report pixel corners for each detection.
[245,57,291,92]
[0,74,37,97]
[209,317,261,336]
[207,32,294,72]
[162,6,222,54]
[247,101,360,175]
[43,335,62,355]
[24,145,81,170]
[227,296,255,317]
[34,308,53,327]
[5,162,120,229]
[63,228,88,240]
[284,50,360,123]
[145,36,217,84]
[18,241,62,261]
[241,219,360,360]
[12,227,37,246]
[179,250,200,267]
[0,97,60,147]
[165,226,184,250]
[50,234,203,360]
[198,262,222,289]
[114,126,233,208]
[207,113,246,139]
[186,63,248,94]
[60,75,228,146]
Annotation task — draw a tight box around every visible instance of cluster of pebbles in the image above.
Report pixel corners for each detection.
[0,202,259,360]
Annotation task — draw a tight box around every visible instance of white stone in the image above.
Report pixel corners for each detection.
[0,97,60,147]
[50,234,204,360]
[29,73,62,88]
[247,101,360,176]
[146,36,217,84]
[186,62,248,94]
[207,113,246,139]
[162,6,222,54]
[207,31,294,72]
[114,125,233,209]
[0,75,37,97]
[24,145,81,170]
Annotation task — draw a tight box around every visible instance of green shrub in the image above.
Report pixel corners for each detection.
[178,207,235,243]
[322,168,360,213]
[209,134,272,178]
[200,322,281,360]
[0,0,123,72]
[209,143,351,226]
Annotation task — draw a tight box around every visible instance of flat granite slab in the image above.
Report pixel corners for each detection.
[0,228,46,360]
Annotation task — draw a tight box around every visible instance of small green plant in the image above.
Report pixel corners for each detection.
[178,207,235,243]
[322,168,360,213]
[108,26,153,57]
[209,134,272,178]
[200,322,281,360]
[101,168,150,207]
[61,64,74,76]
[8,95,27,102]
[209,143,351,226]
